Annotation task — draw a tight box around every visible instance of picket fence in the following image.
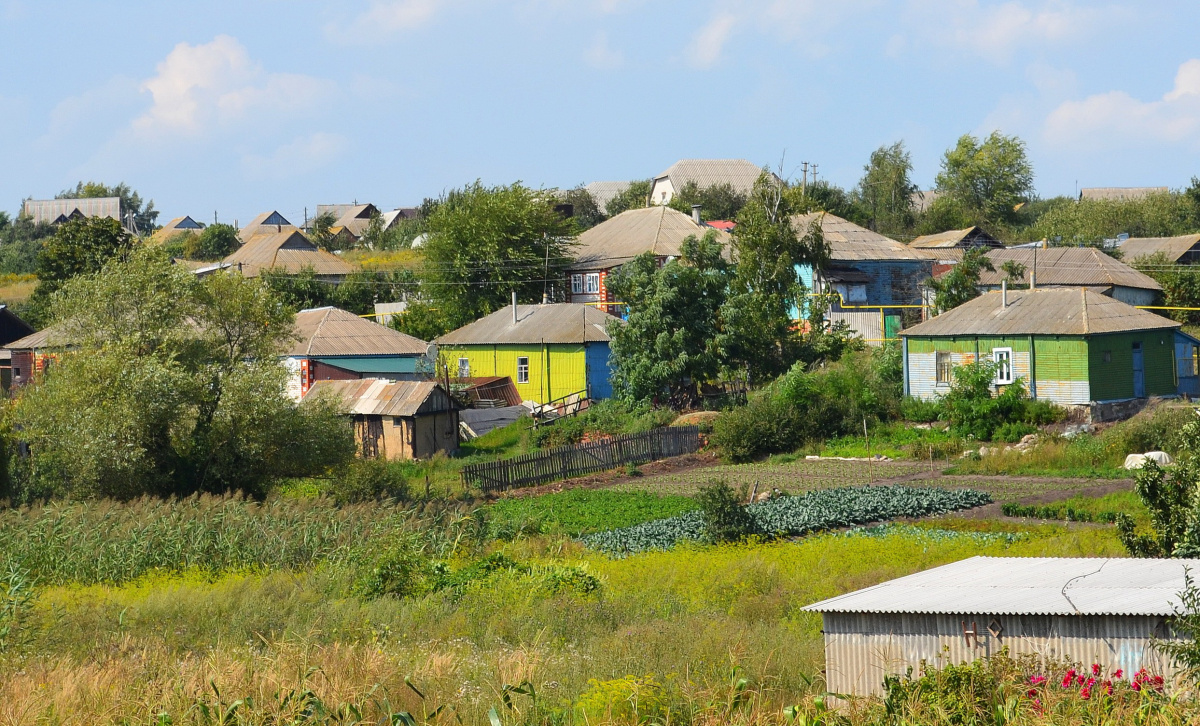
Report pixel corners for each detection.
[461,426,702,493]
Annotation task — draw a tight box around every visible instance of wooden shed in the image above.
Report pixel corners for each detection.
[804,557,1193,697]
[306,379,460,460]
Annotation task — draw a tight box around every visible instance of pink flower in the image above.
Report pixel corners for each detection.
[1112,669,1124,680]
[1081,686,1092,700]
[1132,681,1141,692]
[1104,681,1113,696]
[1077,675,1086,686]
[1092,664,1101,676]
[1027,688,1037,698]
[1029,675,1046,686]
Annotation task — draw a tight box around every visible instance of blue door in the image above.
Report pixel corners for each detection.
[1132,342,1145,398]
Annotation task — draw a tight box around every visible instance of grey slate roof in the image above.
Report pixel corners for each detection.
[437,304,618,346]
[224,230,356,278]
[570,205,731,270]
[6,326,71,351]
[910,226,1002,249]
[653,159,769,195]
[792,212,930,261]
[305,379,457,417]
[584,181,634,215]
[803,556,1199,616]
[288,307,427,357]
[1118,234,1200,263]
[1080,187,1169,202]
[926,247,1161,291]
[22,198,122,225]
[901,287,1178,337]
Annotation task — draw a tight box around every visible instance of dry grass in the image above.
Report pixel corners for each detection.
[0,273,37,303]
[342,249,423,271]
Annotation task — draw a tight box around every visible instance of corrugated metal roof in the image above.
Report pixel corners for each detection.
[6,325,72,351]
[910,190,942,213]
[804,556,1200,616]
[238,211,294,242]
[224,230,356,278]
[436,303,619,345]
[1118,234,1200,263]
[927,247,1162,291]
[654,159,768,195]
[305,379,456,417]
[792,212,930,261]
[583,181,633,215]
[570,205,731,270]
[22,198,122,225]
[1080,187,1169,201]
[910,226,1002,249]
[289,306,427,357]
[901,287,1178,337]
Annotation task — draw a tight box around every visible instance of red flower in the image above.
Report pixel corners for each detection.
[1081,686,1092,700]
[1092,663,1101,676]
[1104,681,1113,696]
[1132,681,1141,692]
[1112,669,1124,679]
[1077,675,1086,686]
[1027,688,1037,698]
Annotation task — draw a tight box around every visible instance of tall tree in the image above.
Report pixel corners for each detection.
[668,181,749,221]
[935,132,1033,228]
[183,223,239,261]
[605,180,652,217]
[786,181,870,227]
[29,216,137,323]
[719,173,829,381]
[606,233,730,406]
[854,142,917,235]
[419,181,575,330]
[926,246,994,312]
[560,187,606,230]
[57,181,159,233]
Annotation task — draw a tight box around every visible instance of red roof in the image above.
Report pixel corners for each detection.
[704,220,736,231]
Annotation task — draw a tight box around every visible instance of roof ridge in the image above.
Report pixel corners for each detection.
[1080,287,1089,334]
[307,307,334,356]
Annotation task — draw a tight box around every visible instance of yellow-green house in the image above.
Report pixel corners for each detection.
[436,303,619,405]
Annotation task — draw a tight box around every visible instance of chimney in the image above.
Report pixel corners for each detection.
[1001,279,1007,309]
[692,204,702,225]
[512,291,518,324]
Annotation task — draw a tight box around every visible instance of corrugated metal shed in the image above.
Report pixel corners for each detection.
[437,304,618,345]
[584,181,634,215]
[570,206,731,271]
[306,379,458,417]
[910,226,1002,249]
[653,159,768,195]
[288,307,427,357]
[901,288,1178,337]
[1118,234,1200,263]
[22,198,123,225]
[928,247,1161,291]
[805,556,1199,616]
[224,230,356,278]
[792,212,929,261]
[1080,187,1169,201]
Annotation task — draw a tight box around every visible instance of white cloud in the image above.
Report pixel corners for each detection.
[903,0,1116,61]
[1045,59,1200,149]
[686,13,737,69]
[242,132,349,179]
[134,35,330,137]
[584,31,623,69]
[327,0,442,43]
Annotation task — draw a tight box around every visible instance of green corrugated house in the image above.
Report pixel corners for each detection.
[901,287,1181,419]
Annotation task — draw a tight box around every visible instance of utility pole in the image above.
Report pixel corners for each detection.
[801,161,809,193]
[811,163,819,185]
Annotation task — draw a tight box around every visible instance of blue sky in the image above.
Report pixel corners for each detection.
[2,0,1200,226]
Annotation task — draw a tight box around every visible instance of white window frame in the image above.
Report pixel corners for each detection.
[935,351,953,385]
[585,273,600,294]
[457,357,470,378]
[516,356,530,384]
[570,274,583,294]
[992,347,1014,385]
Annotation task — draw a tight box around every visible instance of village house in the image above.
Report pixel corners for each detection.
[5,326,70,389]
[921,246,1163,307]
[316,203,381,244]
[901,287,1193,420]
[213,229,356,282]
[909,226,1003,250]
[649,159,771,205]
[0,306,36,389]
[1116,234,1200,265]
[152,215,205,244]
[436,302,618,405]
[305,379,459,460]
[567,205,732,314]
[237,210,295,243]
[284,306,430,400]
[804,556,1193,697]
[792,212,934,342]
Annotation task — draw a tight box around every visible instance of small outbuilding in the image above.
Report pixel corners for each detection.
[804,556,1192,696]
[306,379,460,460]
[910,226,1003,250]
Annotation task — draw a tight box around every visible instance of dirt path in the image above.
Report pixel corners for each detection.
[492,451,722,499]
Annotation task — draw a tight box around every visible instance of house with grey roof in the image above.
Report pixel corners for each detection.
[900,287,1187,418]
[1080,187,1169,202]
[1117,234,1200,265]
[218,229,356,281]
[583,181,634,215]
[22,197,127,230]
[909,226,1002,250]
[804,556,1193,696]
[649,159,772,205]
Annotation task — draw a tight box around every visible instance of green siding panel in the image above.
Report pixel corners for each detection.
[1088,332,1176,401]
[1032,338,1090,383]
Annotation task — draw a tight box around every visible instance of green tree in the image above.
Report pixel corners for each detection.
[309,212,338,251]
[1117,415,1200,558]
[1027,192,1196,245]
[719,173,829,381]
[182,223,239,261]
[606,232,731,406]
[854,141,917,235]
[1000,259,1027,287]
[605,180,652,217]
[926,246,994,312]
[390,302,450,341]
[0,212,54,276]
[785,181,870,227]
[29,216,138,323]
[56,181,158,233]
[913,194,974,236]
[419,181,576,330]
[935,132,1034,228]
[10,251,354,501]
[668,181,748,221]
[1134,252,1200,325]
[560,188,606,230]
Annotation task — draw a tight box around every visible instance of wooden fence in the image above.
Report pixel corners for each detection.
[461,426,702,493]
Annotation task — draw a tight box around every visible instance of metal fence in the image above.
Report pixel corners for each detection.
[461,426,702,493]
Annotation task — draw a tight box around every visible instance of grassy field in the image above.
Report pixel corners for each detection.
[0,273,36,304]
[342,248,423,271]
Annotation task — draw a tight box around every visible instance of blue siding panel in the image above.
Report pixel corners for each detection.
[585,342,614,399]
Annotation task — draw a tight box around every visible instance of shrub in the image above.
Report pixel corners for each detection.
[1102,404,1196,457]
[993,422,1037,443]
[354,535,431,599]
[709,393,807,463]
[695,480,757,543]
[531,400,676,449]
[328,458,410,504]
[901,396,942,423]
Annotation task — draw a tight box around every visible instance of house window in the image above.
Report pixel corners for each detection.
[585,273,600,294]
[993,348,1014,385]
[1103,350,1112,363]
[12,367,20,379]
[457,358,470,378]
[516,356,530,384]
[570,274,583,294]
[935,351,953,385]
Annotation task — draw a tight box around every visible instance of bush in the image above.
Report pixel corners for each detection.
[709,394,807,463]
[1102,404,1196,457]
[993,422,1037,443]
[531,400,675,449]
[328,458,410,504]
[695,480,757,543]
[354,535,431,599]
[901,396,942,423]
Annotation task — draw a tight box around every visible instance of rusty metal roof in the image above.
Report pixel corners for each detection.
[437,303,619,345]
[305,379,458,417]
[804,556,1200,616]
[910,226,1002,249]
[224,230,356,278]
[288,306,427,357]
[792,212,930,261]
[925,247,1161,291]
[902,287,1178,337]
[570,205,731,270]
[1118,234,1200,263]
